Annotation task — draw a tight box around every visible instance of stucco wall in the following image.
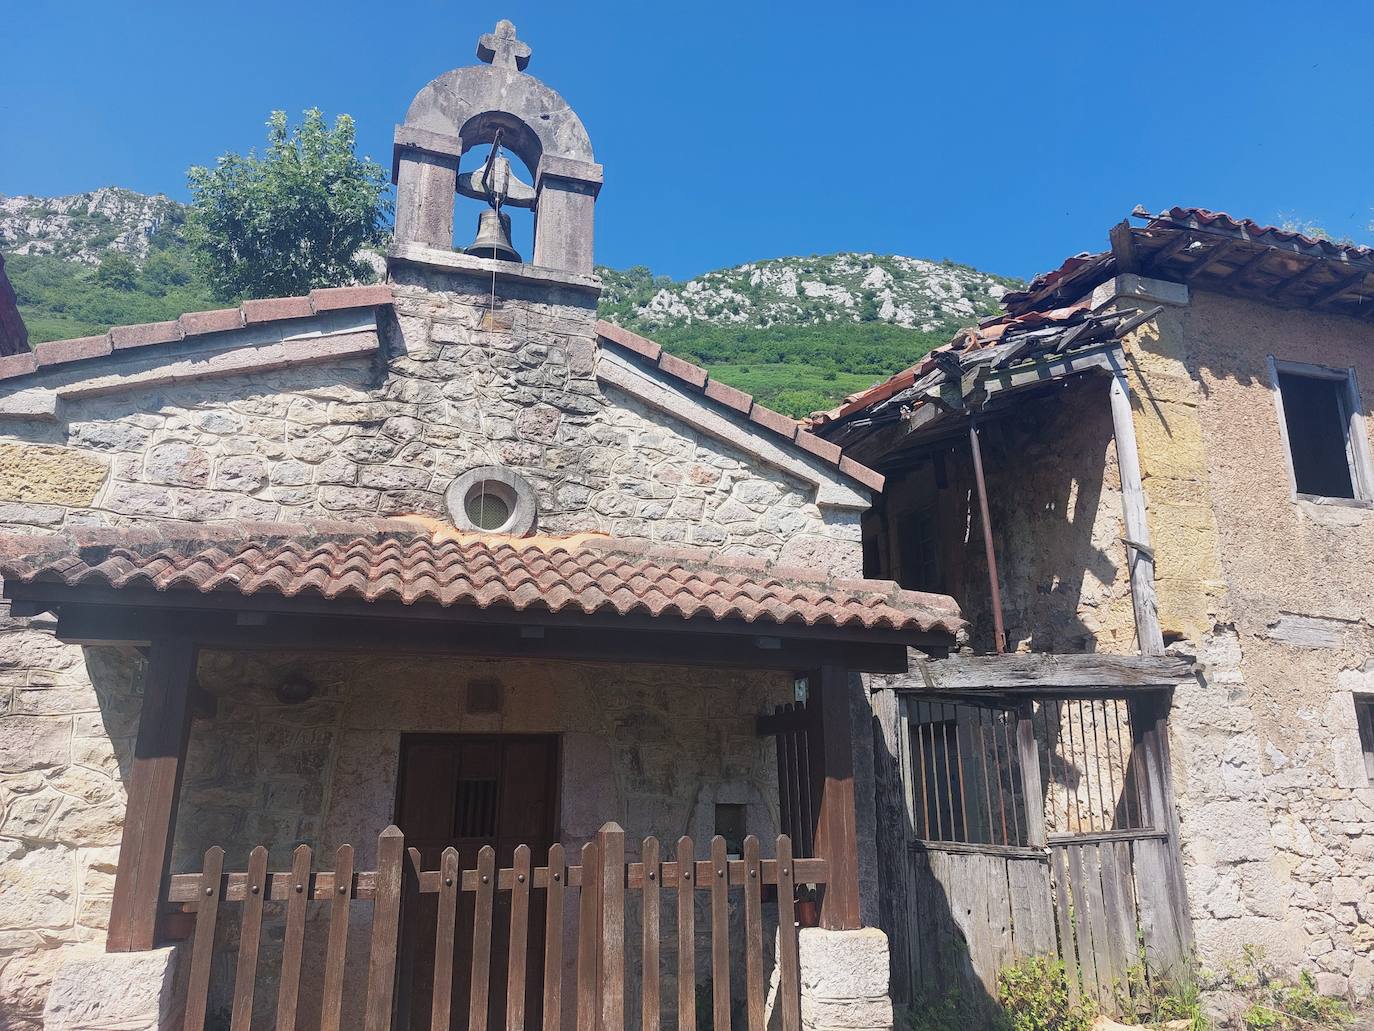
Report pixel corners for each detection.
[0,261,868,1027]
[1121,287,1374,997]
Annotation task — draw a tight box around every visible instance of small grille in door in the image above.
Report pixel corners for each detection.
[455,778,499,837]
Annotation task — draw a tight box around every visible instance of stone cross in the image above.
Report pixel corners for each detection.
[477,20,531,71]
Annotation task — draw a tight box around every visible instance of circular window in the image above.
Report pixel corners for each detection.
[446,466,537,536]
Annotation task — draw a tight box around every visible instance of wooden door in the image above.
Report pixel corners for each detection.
[396,735,559,1031]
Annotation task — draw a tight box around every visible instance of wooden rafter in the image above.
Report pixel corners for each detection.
[1183,239,1238,281]
[1222,245,1278,285]
[1308,269,1369,308]
[1271,257,1326,298]
[1144,231,1194,273]
[1109,220,1141,274]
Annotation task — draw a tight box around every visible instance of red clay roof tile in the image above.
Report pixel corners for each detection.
[0,519,964,640]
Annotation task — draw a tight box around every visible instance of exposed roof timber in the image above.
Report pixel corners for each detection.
[1183,239,1238,281]
[1272,257,1328,298]
[1221,244,1278,285]
[1309,269,1370,308]
[1143,231,1195,273]
[1109,220,1140,274]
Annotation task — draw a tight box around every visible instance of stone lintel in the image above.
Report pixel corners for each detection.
[597,348,870,511]
[386,242,603,294]
[1090,273,1191,311]
[536,154,605,196]
[392,123,465,183]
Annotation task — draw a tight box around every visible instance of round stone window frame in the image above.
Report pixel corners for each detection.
[445,466,538,536]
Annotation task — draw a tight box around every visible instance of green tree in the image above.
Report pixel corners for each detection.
[94,252,138,291]
[186,109,391,301]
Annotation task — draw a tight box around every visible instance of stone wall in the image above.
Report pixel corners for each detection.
[1119,287,1374,997]
[0,259,870,1025]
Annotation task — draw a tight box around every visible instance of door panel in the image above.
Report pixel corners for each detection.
[396,735,559,1031]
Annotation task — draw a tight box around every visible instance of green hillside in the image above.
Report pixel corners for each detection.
[4,191,1019,418]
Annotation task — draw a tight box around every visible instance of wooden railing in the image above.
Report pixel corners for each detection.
[165,822,826,1031]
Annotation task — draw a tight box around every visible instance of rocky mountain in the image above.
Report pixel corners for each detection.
[1,188,1021,415]
[0,187,184,265]
[600,254,1015,335]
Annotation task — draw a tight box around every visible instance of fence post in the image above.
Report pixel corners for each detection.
[576,840,601,1031]
[364,826,405,1031]
[598,822,625,1031]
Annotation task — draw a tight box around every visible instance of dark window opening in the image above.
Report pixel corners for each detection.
[1278,371,1356,499]
[897,505,943,593]
[714,803,748,859]
[1356,695,1374,783]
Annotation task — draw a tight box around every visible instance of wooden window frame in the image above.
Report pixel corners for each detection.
[1268,355,1374,508]
[1354,694,1374,783]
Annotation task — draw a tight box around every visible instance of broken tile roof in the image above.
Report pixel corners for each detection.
[1003,206,1374,318]
[0,519,965,639]
[0,284,394,382]
[807,304,1144,437]
[595,320,884,492]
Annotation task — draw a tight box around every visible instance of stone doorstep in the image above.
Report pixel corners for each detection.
[42,944,183,1031]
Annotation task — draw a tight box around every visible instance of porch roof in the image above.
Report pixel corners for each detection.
[0,518,966,641]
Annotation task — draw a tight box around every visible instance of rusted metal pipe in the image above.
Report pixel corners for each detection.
[968,418,1007,654]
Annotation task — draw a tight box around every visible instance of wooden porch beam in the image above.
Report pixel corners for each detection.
[812,663,862,930]
[45,604,918,674]
[107,637,197,952]
[913,652,1194,692]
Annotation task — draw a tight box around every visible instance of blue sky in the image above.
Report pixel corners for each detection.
[3,1,1373,282]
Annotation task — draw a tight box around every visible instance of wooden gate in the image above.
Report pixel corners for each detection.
[165,823,826,1031]
[885,689,1191,1011]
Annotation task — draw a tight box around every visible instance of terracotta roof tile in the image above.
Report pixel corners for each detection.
[0,519,964,640]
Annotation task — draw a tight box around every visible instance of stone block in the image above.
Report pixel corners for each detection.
[798,928,893,1031]
[0,442,106,505]
[42,945,183,1030]
[0,715,71,773]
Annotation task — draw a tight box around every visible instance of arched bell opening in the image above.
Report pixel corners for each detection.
[452,140,536,263]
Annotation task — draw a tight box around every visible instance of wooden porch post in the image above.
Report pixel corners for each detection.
[107,636,197,952]
[812,663,862,930]
[1108,360,1165,656]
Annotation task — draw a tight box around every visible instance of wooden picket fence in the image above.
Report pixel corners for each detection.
[165,822,827,1031]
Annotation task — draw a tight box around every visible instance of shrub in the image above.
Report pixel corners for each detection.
[997,955,1096,1031]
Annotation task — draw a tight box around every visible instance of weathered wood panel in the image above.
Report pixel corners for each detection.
[914,653,1192,691]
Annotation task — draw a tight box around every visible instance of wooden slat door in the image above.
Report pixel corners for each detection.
[396,735,559,1031]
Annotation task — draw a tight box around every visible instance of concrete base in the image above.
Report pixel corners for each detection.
[42,945,183,1030]
[798,927,894,1031]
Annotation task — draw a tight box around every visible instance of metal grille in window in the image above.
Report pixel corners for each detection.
[454,778,499,838]
[1035,698,1149,835]
[907,701,1027,847]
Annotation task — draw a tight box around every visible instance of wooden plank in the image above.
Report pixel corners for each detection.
[396,847,421,1031]
[814,664,862,929]
[1006,856,1056,959]
[542,844,566,1031]
[275,844,312,1031]
[470,845,497,1031]
[364,826,405,1031]
[710,836,731,1031]
[319,844,353,1031]
[229,846,268,1031]
[596,825,624,1031]
[107,636,196,952]
[1097,839,1139,987]
[743,836,765,1031]
[576,841,600,1031]
[641,837,660,1031]
[182,847,224,1031]
[916,653,1190,691]
[675,837,695,1031]
[505,844,532,1031]
[1080,845,1116,1003]
[776,836,801,1031]
[1015,706,1047,848]
[432,848,461,1031]
[1065,844,1100,1004]
[1049,846,1080,1004]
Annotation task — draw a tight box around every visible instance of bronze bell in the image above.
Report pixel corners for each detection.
[464,208,521,263]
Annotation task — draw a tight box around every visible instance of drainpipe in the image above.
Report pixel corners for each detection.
[968,416,1007,654]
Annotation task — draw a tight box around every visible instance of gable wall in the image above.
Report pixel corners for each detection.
[0,266,865,1026]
